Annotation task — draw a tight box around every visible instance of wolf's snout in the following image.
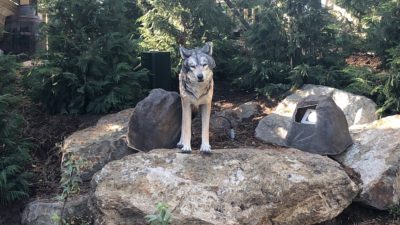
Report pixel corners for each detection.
[197,74,204,82]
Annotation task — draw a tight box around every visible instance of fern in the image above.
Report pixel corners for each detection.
[0,55,31,205]
[374,72,400,115]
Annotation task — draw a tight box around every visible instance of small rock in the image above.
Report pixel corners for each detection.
[21,194,90,225]
[233,101,259,120]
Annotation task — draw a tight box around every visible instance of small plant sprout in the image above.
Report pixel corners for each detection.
[389,204,400,219]
[58,154,85,200]
[145,202,172,225]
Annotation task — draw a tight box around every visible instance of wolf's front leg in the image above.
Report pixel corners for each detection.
[200,102,212,154]
[179,100,192,153]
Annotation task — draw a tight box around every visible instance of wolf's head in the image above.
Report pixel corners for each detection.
[179,42,215,83]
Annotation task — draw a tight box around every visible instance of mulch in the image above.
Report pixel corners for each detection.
[191,79,277,150]
[345,53,382,71]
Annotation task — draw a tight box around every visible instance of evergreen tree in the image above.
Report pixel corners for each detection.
[137,0,235,77]
[26,0,148,114]
[138,0,233,51]
[366,1,400,67]
[233,0,347,96]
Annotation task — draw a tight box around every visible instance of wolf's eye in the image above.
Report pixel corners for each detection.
[202,64,208,67]
[190,65,195,69]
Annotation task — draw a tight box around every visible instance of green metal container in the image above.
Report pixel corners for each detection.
[141,51,174,91]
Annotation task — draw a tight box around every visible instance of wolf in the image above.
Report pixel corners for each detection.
[177,42,216,154]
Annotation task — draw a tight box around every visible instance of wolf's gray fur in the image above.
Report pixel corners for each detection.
[177,42,215,154]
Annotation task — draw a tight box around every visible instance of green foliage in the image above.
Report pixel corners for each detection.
[233,0,347,96]
[373,72,400,115]
[0,55,20,93]
[341,64,400,116]
[286,0,340,67]
[335,1,400,115]
[389,204,400,219]
[25,0,149,114]
[336,0,383,19]
[375,44,400,114]
[59,154,85,200]
[137,0,234,76]
[138,0,233,50]
[212,38,244,80]
[232,5,289,95]
[343,66,382,97]
[51,213,91,225]
[366,1,400,67]
[0,55,31,205]
[145,202,172,225]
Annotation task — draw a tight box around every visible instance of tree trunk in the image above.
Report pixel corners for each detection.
[223,0,251,30]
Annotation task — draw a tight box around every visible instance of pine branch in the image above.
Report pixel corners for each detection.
[223,0,250,30]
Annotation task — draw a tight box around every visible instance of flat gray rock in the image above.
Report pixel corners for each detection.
[21,195,89,225]
[90,148,358,225]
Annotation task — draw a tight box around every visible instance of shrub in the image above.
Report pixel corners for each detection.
[25,0,149,114]
[365,1,400,67]
[0,55,31,205]
[233,0,348,97]
[372,46,400,115]
[343,66,382,98]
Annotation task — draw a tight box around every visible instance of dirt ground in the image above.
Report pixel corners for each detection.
[2,54,399,224]
[345,53,382,71]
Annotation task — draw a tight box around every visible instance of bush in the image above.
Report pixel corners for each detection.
[25,0,149,114]
[0,55,31,205]
[365,1,400,67]
[233,0,348,97]
[371,45,400,115]
[343,66,382,97]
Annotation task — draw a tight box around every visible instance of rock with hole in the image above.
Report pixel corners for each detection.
[256,84,377,146]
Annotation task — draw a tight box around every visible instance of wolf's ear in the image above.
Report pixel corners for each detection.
[179,46,192,59]
[201,42,213,56]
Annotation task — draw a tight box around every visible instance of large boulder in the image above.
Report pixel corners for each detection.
[90,148,359,225]
[256,84,377,146]
[61,108,135,181]
[127,89,182,151]
[21,194,90,225]
[335,115,400,210]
